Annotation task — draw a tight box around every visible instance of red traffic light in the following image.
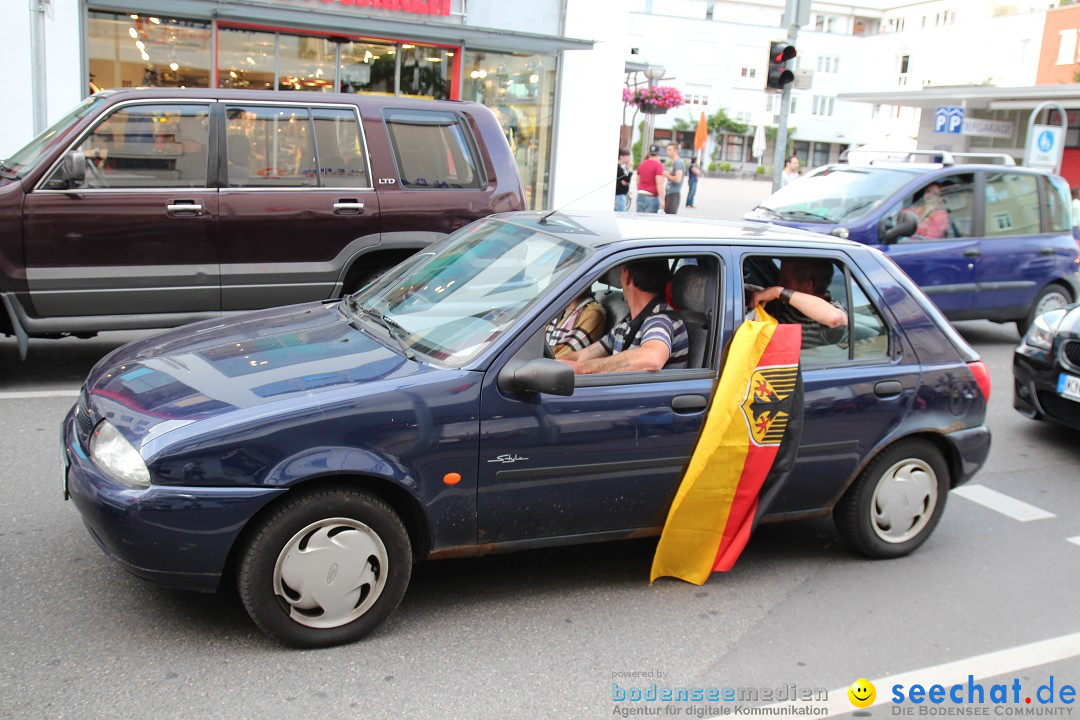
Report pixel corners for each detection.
[766,41,796,90]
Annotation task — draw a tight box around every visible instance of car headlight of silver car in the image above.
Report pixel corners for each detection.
[89,420,151,488]
[1025,308,1068,352]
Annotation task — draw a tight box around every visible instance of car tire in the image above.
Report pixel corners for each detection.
[237,487,412,648]
[833,439,949,559]
[1017,283,1072,336]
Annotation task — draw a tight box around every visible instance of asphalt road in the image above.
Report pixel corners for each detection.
[1,319,1078,720]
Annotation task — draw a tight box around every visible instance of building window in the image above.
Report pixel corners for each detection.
[812,96,835,117]
[88,11,212,91]
[724,134,746,162]
[740,67,757,79]
[462,49,557,210]
[706,1,715,20]
[896,54,910,86]
[339,41,397,95]
[813,142,830,167]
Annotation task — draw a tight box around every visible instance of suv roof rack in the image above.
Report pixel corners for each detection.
[838,148,1016,166]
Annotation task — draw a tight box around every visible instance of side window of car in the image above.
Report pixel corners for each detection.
[552,256,720,377]
[311,107,371,188]
[896,174,975,242]
[985,172,1040,237]
[743,255,888,365]
[59,103,211,189]
[384,109,483,190]
[1043,174,1072,233]
[225,105,317,188]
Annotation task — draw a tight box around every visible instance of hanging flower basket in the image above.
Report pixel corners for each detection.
[622,86,684,113]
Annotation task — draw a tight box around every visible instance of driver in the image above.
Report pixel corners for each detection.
[557,259,688,374]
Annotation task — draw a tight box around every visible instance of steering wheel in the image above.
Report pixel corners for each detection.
[543,342,555,360]
[84,156,107,189]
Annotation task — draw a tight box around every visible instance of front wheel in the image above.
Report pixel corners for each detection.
[238,487,412,648]
[1017,284,1072,336]
[833,439,949,559]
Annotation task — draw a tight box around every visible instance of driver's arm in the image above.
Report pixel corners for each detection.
[561,339,670,374]
[559,341,608,363]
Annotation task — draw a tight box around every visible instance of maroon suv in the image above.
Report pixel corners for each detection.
[0,88,524,356]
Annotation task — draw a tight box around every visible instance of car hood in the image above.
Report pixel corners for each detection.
[83,301,426,446]
[743,212,838,235]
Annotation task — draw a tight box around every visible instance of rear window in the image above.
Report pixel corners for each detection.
[384,109,483,190]
[984,172,1040,237]
[225,105,317,188]
[1044,174,1072,233]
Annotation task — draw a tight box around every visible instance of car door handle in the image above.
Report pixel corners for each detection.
[333,200,364,214]
[672,395,708,413]
[166,202,203,216]
[1039,247,1056,256]
[963,248,981,258]
[874,380,903,398]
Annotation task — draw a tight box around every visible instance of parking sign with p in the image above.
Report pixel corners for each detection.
[934,106,964,134]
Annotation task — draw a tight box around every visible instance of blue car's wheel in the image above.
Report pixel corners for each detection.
[238,487,412,647]
[833,439,949,559]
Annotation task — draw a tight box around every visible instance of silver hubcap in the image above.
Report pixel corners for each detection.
[871,458,938,544]
[273,518,388,629]
[1035,290,1069,317]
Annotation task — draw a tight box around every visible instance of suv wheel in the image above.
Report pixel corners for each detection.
[1017,283,1072,336]
[833,439,948,559]
[238,487,412,648]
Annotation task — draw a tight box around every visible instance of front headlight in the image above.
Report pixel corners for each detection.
[89,420,150,488]
[1025,309,1068,352]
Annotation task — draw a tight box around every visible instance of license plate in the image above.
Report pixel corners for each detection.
[1058,372,1080,402]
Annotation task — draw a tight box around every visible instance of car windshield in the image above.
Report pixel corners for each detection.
[349,218,591,366]
[755,165,920,224]
[0,96,103,179]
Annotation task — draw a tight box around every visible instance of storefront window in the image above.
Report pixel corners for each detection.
[339,41,396,95]
[88,11,211,91]
[217,27,276,90]
[462,50,557,210]
[278,34,337,92]
[398,44,452,100]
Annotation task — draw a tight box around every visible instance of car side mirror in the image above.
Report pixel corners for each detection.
[44,150,87,190]
[881,209,918,244]
[498,357,575,396]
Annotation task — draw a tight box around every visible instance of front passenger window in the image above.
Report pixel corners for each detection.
[62,104,211,189]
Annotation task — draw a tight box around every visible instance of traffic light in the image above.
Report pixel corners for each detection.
[766,41,796,90]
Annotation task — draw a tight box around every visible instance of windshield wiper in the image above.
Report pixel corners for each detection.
[0,159,17,178]
[751,206,783,219]
[777,209,831,223]
[343,298,416,361]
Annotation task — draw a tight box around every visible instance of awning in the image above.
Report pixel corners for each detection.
[838,84,1080,112]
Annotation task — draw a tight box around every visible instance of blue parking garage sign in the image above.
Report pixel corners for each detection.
[934,106,964,134]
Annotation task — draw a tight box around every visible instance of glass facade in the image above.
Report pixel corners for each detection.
[86,10,560,208]
[462,50,557,210]
[87,12,212,90]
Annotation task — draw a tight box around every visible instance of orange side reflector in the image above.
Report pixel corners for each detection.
[443,473,462,486]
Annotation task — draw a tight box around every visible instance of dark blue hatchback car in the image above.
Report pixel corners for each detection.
[746,158,1080,334]
[62,212,991,647]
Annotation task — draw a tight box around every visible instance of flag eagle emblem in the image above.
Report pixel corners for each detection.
[741,364,798,446]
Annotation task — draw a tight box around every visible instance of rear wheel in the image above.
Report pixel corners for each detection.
[833,439,949,559]
[1017,283,1072,336]
[237,487,412,648]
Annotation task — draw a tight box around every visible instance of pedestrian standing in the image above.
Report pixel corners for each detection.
[636,144,665,213]
[781,155,801,187]
[1071,187,1080,231]
[685,157,701,208]
[615,148,633,211]
[662,143,685,215]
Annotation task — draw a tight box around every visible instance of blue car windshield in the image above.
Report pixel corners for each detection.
[0,96,103,179]
[351,218,591,366]
[757,165,921,224]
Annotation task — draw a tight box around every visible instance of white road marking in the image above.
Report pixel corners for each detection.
[951,484,1056,522]
[1067,536,1080,548]
[0,390,81,400]
[761,630,1080,717]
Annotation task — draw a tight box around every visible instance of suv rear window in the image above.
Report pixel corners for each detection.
[384,109,483,190]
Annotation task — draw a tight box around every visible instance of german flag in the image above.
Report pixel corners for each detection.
[651,308,803,585]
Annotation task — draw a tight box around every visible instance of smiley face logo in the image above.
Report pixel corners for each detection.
[848,678,876,708]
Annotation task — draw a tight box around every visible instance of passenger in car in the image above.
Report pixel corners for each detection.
[545,290,606,358]
[557,259,688,373]
[750,258,848,348]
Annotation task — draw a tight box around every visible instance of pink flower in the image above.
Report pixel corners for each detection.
[621,85,684,109]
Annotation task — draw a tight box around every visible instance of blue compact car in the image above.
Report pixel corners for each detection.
[62,212,991,647]
[746,158,1080,334]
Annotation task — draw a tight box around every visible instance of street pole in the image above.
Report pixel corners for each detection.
[771,0,801,192]
[29,0,49,135]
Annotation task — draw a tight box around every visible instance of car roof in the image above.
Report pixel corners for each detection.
[90,87,483,110]
[820,161,1055,177]
[493,210,863,250]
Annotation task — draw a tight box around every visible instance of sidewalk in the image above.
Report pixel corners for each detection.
[630,175,775,221]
